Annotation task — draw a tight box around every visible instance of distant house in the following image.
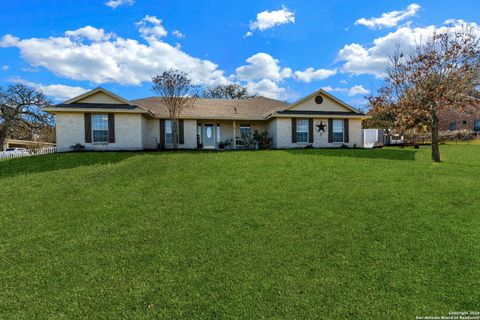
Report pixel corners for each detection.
[438,105,480,132]
[44,87,371,152]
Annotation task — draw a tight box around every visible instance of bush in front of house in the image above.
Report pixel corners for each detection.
[70,143,86,152]
[252,130,272,150]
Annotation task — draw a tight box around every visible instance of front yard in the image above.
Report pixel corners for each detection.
[0,145,479,319]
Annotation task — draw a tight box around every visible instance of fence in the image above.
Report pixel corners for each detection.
[0,147,57,160]
[362,129,384,148]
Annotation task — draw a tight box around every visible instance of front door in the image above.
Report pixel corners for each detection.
[203,124,215,148]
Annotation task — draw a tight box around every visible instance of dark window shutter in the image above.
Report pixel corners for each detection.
[84,113,92,143]
[179,119,184,145]
[159,119,165,145]
[308,118,314,143]
[108,113,115,143]
[344,119,349,143]
[328,118,333,143]
[291,118,297,143]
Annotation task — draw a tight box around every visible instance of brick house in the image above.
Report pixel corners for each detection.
[438,105,480,132]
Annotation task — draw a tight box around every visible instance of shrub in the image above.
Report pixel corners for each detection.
[252,130,273,150]
[219,140,232,149]
[70,143,86,152]
[440,130,477,142]
[407,130,477,143]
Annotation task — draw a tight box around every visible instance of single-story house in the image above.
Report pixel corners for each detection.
[45,87,371,152]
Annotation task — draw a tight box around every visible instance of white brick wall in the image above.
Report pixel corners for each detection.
[179,119,197,149]
[143,118,159,149]
[271,117,364,149]
[266,119,277,148]
[55,113,365,151]
[56,113,144,152]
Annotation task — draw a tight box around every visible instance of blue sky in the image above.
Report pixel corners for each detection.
[1,0,479,108]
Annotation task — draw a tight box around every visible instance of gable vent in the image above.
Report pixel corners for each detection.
[315,95,324,104]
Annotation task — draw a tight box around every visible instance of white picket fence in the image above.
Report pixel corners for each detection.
[0,147,57,160]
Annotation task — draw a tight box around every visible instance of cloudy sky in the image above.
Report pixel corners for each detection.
[0,0,479,108]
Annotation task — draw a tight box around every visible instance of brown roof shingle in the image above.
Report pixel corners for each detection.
[132,97,289,119]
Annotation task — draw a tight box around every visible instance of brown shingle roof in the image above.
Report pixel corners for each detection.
[132,97,289,119]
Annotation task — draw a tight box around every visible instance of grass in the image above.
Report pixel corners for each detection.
[0,145,479,319]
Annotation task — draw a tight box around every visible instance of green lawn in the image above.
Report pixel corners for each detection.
[1,145,479,319]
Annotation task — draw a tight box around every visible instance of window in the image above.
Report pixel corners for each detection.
[217,124,221,142]
[165,120,177,145]
[474,120,480,132]
[296,119,308,143]
[240,124,251,137]
[92,114,109,143]
[449,122,457,131]
[332,120,344,143]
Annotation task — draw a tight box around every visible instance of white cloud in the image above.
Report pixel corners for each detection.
[136,15,168,40]
[12,78,89,101]
[355,3,421,29]
[65,26,114,42]
[294,67,337,83]
[2,65,9,71]
[0,34,19,47]
[338,19,480,78]
[236,53,292,82]
[248,5,295,35]
[245,79,296,101]
[172,30,185,38]
[322,85,370,96]
[105,0,134,9]
[348,85,370,96]
[1,22,228,86]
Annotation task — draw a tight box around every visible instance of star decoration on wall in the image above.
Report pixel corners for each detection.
[316,121,326,133]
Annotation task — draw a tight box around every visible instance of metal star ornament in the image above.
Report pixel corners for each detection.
[316,121,326,133]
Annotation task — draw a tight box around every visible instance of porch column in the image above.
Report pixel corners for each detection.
[233,120,236,150]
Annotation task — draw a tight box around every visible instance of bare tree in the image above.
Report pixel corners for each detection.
[0,84,53,150]
[203,83,257,99]
[152,70,197,149]
[377,27,480,162]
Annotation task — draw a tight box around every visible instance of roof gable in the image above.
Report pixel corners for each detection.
[285,89,362,114]
[64,87,131,105]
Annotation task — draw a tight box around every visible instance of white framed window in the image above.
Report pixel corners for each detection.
[92,114,109,143]
[165,120,179,145]
[216,124,221,143]
[296,119,308,143]
[240,124,251,136]
[332,120,344,143]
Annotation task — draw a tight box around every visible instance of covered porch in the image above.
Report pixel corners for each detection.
[195,120,267,149]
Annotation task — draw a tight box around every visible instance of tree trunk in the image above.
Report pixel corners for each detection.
[431,111,441,162]
[172,118,178,149]
[0,128,7,151]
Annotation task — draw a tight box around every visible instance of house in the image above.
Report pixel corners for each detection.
[44,87,371,152]
[438,106,480,132]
